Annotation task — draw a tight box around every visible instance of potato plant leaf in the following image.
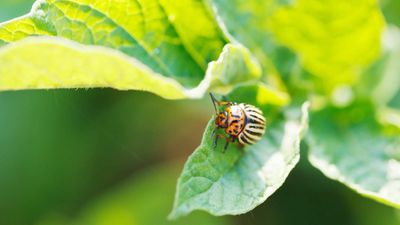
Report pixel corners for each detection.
[0,36,261,99]
[0,0,262,98]
[308,104,400,208]
[209,0,292,90]
[169,102,309,219]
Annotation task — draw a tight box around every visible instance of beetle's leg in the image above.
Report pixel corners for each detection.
[211,128,216,139]
[213,134,218,149]
[213,134,221,149]
[211,128,219,148]
[223,139,230,152]
[223,136,237,153]
[213,134,226,150]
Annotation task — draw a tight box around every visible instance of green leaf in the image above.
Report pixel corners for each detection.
[0,0,228,86]
[0,37,260,99]
[227,82,290,108]
[381,0,400,26]
[0,0,263,97]
[308,103,400,209]
[268,0,385,90]
[371,26,400,107]
[357,26,400,129]
[169,102,309,219]
[209,0,292,90]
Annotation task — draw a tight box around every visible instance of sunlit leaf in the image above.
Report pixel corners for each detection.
[0,0,228,86]
[169,102,309,219]
[268,0,385,90]
[308,103,400,209]
[210,0,292,90]
[0,37,260,99]
[0,0,263,97]
[227,82,290,108]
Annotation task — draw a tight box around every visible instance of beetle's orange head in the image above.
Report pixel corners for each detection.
[215,111,228,128]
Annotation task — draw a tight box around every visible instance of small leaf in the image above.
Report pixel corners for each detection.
[169,102,309,219]
[308,103,400,209]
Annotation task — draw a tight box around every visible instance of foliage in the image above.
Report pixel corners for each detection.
[169,103,308,218]
[0,0,399,221]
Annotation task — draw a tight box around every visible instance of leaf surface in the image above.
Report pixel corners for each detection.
[0,0,263,97]
[268,0,385,89]
[0,36,260,99]
[169,102,309,219]
[308,104,400,209]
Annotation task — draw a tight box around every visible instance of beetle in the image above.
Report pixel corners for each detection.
[210,93,266,151]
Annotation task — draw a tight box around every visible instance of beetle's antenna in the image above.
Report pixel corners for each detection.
[209,93,219,113]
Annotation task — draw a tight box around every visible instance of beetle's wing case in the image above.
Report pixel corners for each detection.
[237,103,266,145]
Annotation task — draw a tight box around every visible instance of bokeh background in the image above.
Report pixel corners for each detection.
[0,1,400,225]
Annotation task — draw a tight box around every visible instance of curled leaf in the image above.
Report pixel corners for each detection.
[0,0,262,98]
[0,37,260,99]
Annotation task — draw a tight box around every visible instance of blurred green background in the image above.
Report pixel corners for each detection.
[0,1,399,225]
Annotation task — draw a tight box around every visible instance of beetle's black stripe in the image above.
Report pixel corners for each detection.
[246,125,265,133]
[249,116,265,125]
[249,125,265,130]
[246,109,262,115]
[241,133,257,144]
[248,112,265,122]
[244,130,264,144]
[248,118,264,125]
[239,134,252,145]
[243,132,257,142]
[245,129,264,137]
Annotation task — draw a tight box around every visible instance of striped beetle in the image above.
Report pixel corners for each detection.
[210,93,266,151]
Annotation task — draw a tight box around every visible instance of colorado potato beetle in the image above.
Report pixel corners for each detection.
[210,93,266,151]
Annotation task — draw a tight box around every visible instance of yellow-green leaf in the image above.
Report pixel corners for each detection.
[0,0,228,87]
[0,37,261,99]
[0,0,265,98]
[269,0,385,90]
